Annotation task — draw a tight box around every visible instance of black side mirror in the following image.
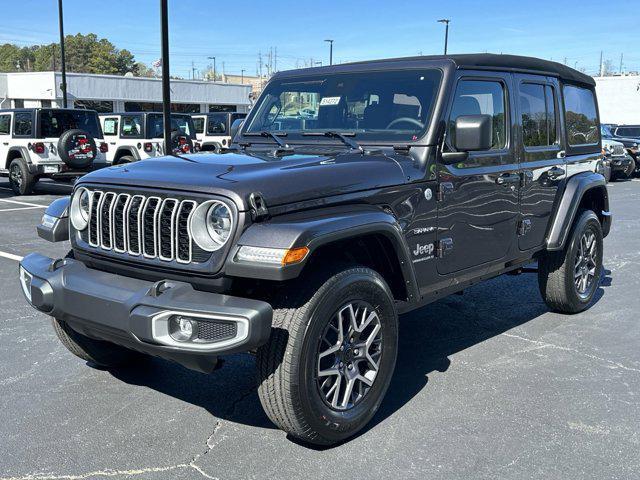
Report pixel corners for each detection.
[454,114,493,151]
[230,119,245,144]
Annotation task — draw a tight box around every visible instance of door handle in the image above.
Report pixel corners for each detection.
[547,166,565,179]
[495,173,521,185]
[2,142,8,146]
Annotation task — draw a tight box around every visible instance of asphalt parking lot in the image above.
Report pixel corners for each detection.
[0,178,638,480]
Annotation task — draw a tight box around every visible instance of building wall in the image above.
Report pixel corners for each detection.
[594,75,640,124]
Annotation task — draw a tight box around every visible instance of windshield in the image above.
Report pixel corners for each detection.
[600,125,613,138]
[147,114,195,138]
[245,69,442,143]
[615,126,640,138]
[40,110,102,138]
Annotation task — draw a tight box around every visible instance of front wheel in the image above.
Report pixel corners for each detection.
[257,266,398,446]
[538,210,603,313]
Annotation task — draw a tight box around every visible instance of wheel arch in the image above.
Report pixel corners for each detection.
[113,147,139,163]
[546,172,611,251]
[5,146,30,169]
[225,207,419,303]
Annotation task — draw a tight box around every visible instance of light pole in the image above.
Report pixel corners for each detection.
[207,56,216,80]
[324,39,333,65]
[241,69,245,84]
[437,19,450,55]
[160,0,172,155]
[57,0,68,108]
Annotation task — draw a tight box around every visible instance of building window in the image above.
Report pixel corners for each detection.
[74,100,114,113]
[13,99,24,109]
[209,104,237,112]
[171,103,200,113]
[125,102,162,112]
[41,100,52,108]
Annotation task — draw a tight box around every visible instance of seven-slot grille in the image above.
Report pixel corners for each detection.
[612,144,625,156]
[85,190,199,264]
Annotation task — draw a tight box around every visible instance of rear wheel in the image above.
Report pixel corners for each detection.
[538,210,603,313]
[8,157,35,195]
[115,155,136,165]
[257,266,398,445]
[52,317,143,368]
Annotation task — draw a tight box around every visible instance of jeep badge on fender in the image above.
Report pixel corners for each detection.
[19,54,610,446]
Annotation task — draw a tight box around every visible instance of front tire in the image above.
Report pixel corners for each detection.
[257,266,398,445]
[538,210,603,313]
[9,158,35,195]
[52,318,142,368]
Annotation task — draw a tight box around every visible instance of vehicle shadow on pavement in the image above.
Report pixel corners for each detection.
[108,269,611,446]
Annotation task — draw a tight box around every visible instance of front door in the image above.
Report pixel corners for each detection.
[436,72,520,275]
[515,75,566,251]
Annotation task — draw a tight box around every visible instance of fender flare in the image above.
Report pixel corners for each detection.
[224,206,419,300]
[114,147,140,162]
[6,146,32,169]
[546,172,610,251]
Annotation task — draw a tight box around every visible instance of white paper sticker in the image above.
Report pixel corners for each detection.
[320,96,341,106]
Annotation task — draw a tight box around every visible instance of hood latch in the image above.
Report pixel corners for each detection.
[249,192,269,221]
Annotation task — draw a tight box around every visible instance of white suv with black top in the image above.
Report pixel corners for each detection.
[191,112,247,152]
[0,108,108,195]
[99,112,196,164]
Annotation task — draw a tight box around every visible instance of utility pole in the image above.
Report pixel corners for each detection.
[191,61,197,80]
[241,69,245,84]
[324,39,333,65]
[437,19,450,55]
[160,0,172,155]
[619,53,624,74]
[57,0,68,108]
[274,47,277,73]
[599,51,604,77]
[207,56,216,80]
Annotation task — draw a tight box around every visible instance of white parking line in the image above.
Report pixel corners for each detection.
[0,251,23,262]
[0,198,47,208]
[0,206,47,212]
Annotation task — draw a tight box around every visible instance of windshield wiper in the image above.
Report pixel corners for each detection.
[302,131,364,153]
[243,131,290,149]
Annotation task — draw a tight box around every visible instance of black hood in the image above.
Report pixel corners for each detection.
[78,150,408,211]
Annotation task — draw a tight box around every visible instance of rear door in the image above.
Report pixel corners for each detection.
[0,113,12,171]
[436,71,520,275]
[515,75,565,251]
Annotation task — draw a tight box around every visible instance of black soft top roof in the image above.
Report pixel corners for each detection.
[275,53,595,87]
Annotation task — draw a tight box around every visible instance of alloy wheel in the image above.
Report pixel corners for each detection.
[574,230,598,299]
[316,302,383,411]
[9,164,22,188]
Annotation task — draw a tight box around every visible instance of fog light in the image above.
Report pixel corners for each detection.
[19,266,33,303]
[168,315,198,342]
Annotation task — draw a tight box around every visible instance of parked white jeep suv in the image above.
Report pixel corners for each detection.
[99,112,196,164]
[191,112,247,152]
[0,108,108,195]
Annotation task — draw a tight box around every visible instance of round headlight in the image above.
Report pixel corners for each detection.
[190,200,234,251]
[70,187,91,231]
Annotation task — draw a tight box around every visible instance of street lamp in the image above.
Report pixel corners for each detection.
[160,0,172,155]
[207,56,216,81]
[57,0,68,108]
[241,69,245,84]
[437,19,450,55]
[324,39,334,65]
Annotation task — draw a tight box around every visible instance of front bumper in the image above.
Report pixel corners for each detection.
[609,155,632,171]
[19,253,273,373]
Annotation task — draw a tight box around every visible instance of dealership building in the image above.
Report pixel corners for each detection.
[594,74,640,125]
[0,71,252,113]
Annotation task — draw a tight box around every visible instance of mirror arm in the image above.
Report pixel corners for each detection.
[440,151,469,165]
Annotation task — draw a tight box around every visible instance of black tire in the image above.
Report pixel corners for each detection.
[256,266,398,446]
[8,157,35,195]
[52,317,142,368]
[116,155,136,165]
[538,210,603,314]
[622,157,636,179]
[57,129,97,169]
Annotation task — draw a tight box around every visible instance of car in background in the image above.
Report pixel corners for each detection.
[99,112,196,164]
[602,123,639,175]
[0,108,108,195]
[601,136,631,181]
[191,112,247,152]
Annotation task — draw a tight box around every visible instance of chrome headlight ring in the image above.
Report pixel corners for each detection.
[70,187,91,231]
[189,200,234,252]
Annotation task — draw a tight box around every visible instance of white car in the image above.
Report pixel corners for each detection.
[191,112,247,152]
[0,108,108,195]
[99,112,196,163]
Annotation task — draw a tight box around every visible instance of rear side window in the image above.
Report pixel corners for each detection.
[193,117,205,134]
[520,83,557,147]
[102,118,119,136]
[448,79,507,150]
[121,116,142,137]
[207,113,227,134]
[614,126,640,137]
[563,85,599,146]
[0,115,10,134]
[14,112,32,136]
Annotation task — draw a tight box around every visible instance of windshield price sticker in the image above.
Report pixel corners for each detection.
[320,96,341,106]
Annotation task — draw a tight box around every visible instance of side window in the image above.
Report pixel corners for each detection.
[563,85,599,146]
[102,118,119,136]
[0,115,11,135]
[448,80,507,151]
[192,117,205,134]
[120,116,142,137]
[520,83,558,147]
[14,112,33,137]
[206,114,227,134]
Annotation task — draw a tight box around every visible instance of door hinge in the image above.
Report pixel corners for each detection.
[517,219,532,236]
[437,182,454,202]
[436,238,454,258]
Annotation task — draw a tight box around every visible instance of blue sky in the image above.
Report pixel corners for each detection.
[1,0,639,78]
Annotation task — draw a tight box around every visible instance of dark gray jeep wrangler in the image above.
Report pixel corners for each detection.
[19,54,611,445]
